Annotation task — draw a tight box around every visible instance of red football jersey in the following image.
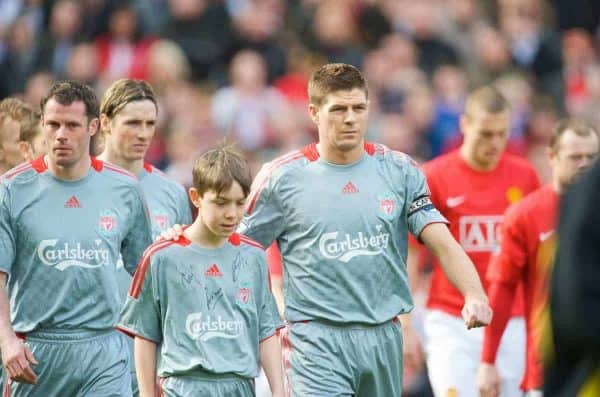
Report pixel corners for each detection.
[422,150,540,316]
[487,185,558,390]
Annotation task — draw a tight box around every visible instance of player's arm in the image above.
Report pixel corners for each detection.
[0,184,37,384]
[478,208,525,397]
[260,335,284,397]
[117,253,162,395]
[0,272,38,385]
[257,250,285,397]
[403,157,491,328]
[478,281,518,397]
[420,223,492,328]
[135,337,157,397]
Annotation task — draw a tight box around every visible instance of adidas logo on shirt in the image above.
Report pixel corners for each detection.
[64,196,81,208]
[342,181,359,194]
[204,264,223,277]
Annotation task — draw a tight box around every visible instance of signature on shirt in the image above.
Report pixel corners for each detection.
[176,264,203,288]
[205,285,224,311]
[232,253,247,283]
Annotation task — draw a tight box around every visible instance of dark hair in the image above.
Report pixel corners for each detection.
[551,118,599,152]
[308,63,368,107]
[192,142,251,197]
[100,79,157,120]
[40,80,99,121]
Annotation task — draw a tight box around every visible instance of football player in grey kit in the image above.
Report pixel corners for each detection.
[239,63,493,396]
[98,78,192,397]
[0,81,152,396]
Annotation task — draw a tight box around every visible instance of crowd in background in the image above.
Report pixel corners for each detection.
[1,0,599,186]
[1,0,600,396]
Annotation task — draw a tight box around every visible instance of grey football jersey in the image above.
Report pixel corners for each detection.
[239,143,447,324]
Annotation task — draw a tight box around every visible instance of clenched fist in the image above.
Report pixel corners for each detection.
[461,296,493,329]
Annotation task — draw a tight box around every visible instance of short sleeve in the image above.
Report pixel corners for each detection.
[121,185,153,276]
[257,252,283,341]
[117,256,162,343]
[0,183,15,274]
[239,164,286,247]
[487,205,527,284]
[404,159,448,238]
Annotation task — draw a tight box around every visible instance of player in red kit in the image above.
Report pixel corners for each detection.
[413,86,540,397]
[478,119,599,397]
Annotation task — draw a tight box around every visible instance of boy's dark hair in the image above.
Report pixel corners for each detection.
[40,80,99,121]
[308,63,368,107]
[192,142,251,197]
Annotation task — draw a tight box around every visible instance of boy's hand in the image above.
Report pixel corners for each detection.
[158,224,184,241]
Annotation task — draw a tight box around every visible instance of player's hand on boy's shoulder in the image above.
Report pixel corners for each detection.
[461,295,493,329]
[2,336,38,384]
[158,224,185,241]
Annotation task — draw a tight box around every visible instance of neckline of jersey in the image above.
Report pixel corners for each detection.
[456,151,505,177]
[306,142,373,170]
[34,155,101,185]
[179,232,240,255]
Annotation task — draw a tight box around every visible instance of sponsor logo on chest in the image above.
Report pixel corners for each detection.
[458,215,503,253]
[185,312,245,342]
[319,225,390,262]
[37,239,110,271]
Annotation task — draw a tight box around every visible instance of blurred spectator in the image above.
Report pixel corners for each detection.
[162,0,235,84]
[355,1,392,48]
[145,39,191,94]
[574,64,600,130]
[310,0,365,67]
[33,0,83,78]
[402,83,435,153]
[23,70,54,108]
[94,3,156,82]
[404,0,460,76]
[65,42,100,89]
[551,0,600,33]
[212,49,290,152]
[230,0,288,83]
[438,0,482,64]
[163,121,200,188]
[375,114,421,155]
[428,64,468,157]
[562,29,596,115]
[470,24,514,85]
[0,14,37,97]
[273,44,321,144]
[494,72,534,151]
[524,97,560,183]
[132,0,170,35]
[498,0,564,107]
